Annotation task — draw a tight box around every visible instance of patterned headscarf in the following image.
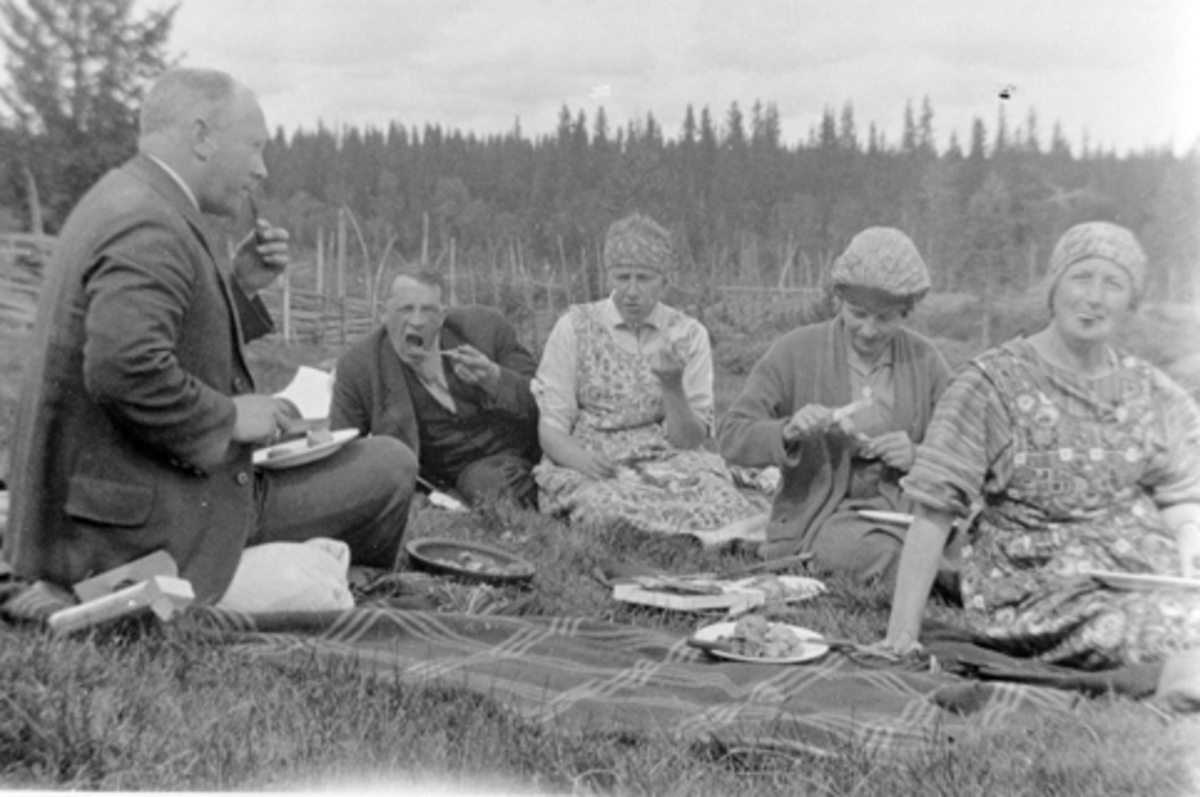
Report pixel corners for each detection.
[604,214,674,276]
[830,227,931,311]
[1047,222,1147,309]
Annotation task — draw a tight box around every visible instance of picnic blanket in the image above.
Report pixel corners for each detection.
[1,562,1174,755]
[181,605,1086,756]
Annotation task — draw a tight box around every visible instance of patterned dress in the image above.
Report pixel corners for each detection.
[904,339,1200,668]
[534,305,760,535]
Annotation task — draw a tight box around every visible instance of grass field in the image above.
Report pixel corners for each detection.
[2,259,1200,791]
[2,505,1198,792]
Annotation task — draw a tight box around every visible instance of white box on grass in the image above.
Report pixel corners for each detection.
[49,576,195,635]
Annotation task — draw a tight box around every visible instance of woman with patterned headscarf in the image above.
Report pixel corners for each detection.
[878,221,1200,669]
[532,213,762,540]
[718,227,952,581]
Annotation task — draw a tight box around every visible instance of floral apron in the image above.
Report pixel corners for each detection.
[535,306,759,535]
[961,345,1200,667]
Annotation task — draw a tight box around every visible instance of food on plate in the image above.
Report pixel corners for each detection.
[262,428,333,460]
[721,616,810,658]
[433,550,525,577]
[740,574,825,602]
[629,575,724,595]
[266,443,298,460]
[306,428,334,447]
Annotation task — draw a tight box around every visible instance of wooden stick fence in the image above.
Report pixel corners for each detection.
[0,231,982,356]
[0,234,55,331]
[258,275,828,353]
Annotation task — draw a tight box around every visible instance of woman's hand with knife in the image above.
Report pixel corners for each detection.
[782,396,873,445]
[782,404,834,443]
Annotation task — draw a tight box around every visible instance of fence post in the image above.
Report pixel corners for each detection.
[336,212,346,300]
[281,263,292,342]
[340,296,347,346]
[316,227,325,296]
[421,212,430,267]
[448,237,458,305]
[489,248,500,305]
[556,235,569,304]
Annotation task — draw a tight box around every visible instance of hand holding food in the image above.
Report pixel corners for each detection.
[647,344,686,390]
[233,198,291,293]
[443,345,501,394]
[782,404,834,443]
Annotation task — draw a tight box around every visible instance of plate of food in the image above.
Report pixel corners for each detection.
[253,429,359,470]
[688,617,831,664]
[405,538,535,585]
[1081,570,1200,592]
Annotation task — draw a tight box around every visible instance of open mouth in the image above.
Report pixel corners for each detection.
[404,333,424,347]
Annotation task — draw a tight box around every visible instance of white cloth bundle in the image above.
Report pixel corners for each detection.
[217,537,355,613]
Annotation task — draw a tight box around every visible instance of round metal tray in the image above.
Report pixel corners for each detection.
[405,537,535,585]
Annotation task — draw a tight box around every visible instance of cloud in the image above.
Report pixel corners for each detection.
[152,0,1200,153]
[687,0,881,76]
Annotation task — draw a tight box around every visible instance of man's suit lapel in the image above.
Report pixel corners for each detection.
[126,155,254,383]
[374,330,420,454]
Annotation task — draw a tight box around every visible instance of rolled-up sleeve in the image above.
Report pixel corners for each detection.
[901,365,1012,518]
[1143,370,1200,507]
[533,313,579,434]
[677,317,715,429]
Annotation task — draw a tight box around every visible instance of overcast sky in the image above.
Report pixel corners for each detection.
[153,0,1198,154]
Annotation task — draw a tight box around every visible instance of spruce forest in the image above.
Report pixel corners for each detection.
[252,99,1199,303]
[0,1,1195,307]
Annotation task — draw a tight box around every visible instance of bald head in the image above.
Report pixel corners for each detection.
[137,67,268,218]
[140,68,241,138]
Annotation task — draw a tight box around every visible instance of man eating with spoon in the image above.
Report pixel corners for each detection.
[331,268,541,508]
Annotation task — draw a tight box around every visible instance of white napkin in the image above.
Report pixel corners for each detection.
[273,366,334,420]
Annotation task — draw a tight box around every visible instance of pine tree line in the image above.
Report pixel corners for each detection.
[259,99,1199,303]
[1,1,1194,304]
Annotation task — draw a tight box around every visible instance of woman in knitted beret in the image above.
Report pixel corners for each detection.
[718,227,952,582]
[879,221,1200,669]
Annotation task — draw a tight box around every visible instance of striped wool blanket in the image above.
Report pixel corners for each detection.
[183,606,1085,756]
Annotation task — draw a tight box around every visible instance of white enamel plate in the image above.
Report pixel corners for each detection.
[1081,570,1200,592]
[691,621,830,664]
[856,509,915,525]
[253,429,360,470]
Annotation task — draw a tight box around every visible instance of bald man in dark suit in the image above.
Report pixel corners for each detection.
[4,68,417,603]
